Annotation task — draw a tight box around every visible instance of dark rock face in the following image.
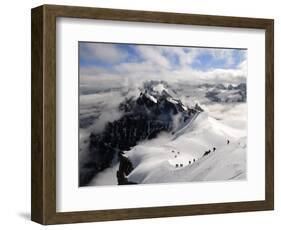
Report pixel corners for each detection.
[227,84,234,90]
[79,81,203,186]
[116,152,137,185]
[216,84,227,90]
[236,83,247,101]
[205,91,222,102]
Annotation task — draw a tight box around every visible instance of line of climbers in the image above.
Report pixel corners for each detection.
[203,139,230,157]
[173,139,230,168]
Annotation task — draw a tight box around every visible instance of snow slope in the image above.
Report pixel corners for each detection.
[125,111,246,184]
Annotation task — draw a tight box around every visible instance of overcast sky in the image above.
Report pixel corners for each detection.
[79,42,247,87]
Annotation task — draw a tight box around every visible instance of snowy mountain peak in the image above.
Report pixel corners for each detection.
[152,83,167,94]
[142,80,178,99]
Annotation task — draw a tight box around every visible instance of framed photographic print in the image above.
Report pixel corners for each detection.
[31,4,274,225]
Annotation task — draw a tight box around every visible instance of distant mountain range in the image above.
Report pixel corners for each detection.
[202,83,247,102]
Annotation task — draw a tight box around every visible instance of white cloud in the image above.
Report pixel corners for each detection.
[238,59,247,75]
[91,108,124,133]
[135,46,202,68]
[169,47,200,65]
[136,46,171,68]
[81,64,246,91]
[208,49,235,66]
[80,90,126,133]
[80,43,128,64]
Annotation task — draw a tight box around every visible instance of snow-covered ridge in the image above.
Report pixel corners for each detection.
[125,111,246,184]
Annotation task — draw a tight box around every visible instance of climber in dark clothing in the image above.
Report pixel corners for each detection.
[227,140,230,145]
[213,147,216,152]
[203,150,211,156]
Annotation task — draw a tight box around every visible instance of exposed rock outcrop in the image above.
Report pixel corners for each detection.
[116,152,137,185]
